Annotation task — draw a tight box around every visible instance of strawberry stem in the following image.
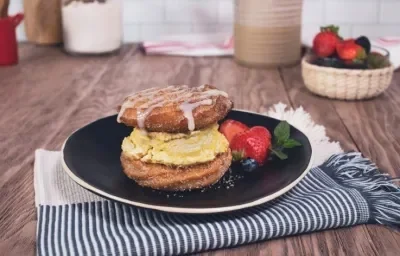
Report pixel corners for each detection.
[232,150,245,162]
[320,25,340,35]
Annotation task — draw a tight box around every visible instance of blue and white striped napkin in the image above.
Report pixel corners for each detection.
[35,104,400,256]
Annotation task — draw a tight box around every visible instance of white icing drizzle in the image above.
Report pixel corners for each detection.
[117,85,229,130]
[117,86,179,123]
[180,99,213,131]
[201,89,229,98]
[136,91,193,128]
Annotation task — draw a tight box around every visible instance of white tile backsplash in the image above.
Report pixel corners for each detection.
[191,24,218,34]
[302,0,324,24]
[165,0,218,24]
[326,0,378,24]
[216,24,233,34]
[352,25,400,38]
[123,24,141,42]
[8,0,26,41]
[123,0,165,24]
[218,0,234,24]
[140,24,192,41]
[7,0,23,14]
[11,0,400,43]
[380,1,400,24]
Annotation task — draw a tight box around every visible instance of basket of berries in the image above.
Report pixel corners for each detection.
[302,25,394,100]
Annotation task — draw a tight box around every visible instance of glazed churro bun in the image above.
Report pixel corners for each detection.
[121,150,232,191]
[118,84,233,191]
[117,84,233,133]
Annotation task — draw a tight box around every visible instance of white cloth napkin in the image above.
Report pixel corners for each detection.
[34,150,105,206]
[142,33,234,57]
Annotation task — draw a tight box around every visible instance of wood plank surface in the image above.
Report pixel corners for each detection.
[0,44,399,256]
[279,66,400,256]
[331,71,400,256]
[0,44,139,255]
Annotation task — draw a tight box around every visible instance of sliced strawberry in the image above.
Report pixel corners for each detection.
[336,39,366,61]
[219,119,249,144]
[230,126,271,166]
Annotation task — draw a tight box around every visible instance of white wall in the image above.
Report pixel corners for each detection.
[10,0,400,43]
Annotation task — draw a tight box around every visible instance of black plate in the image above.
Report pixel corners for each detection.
[62,110,313,213]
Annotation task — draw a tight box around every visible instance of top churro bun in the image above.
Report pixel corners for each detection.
[117,84,233,133]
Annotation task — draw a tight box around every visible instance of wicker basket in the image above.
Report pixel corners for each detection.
[301,55,394,100]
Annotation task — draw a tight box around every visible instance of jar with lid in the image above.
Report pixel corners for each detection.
[61,0,122,55]
[234,0,303,68]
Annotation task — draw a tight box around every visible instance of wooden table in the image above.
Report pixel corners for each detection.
[1,44,399,256]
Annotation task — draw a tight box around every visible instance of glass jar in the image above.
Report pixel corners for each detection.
[61,0,122,55]
[234,0,303,68]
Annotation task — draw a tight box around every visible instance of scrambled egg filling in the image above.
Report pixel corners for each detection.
[121,124,229,166]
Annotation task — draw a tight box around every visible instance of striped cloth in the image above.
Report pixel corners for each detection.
[35,105,400,255]
[35,150,400,256]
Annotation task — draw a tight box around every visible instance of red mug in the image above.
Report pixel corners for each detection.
[0,14,24,66]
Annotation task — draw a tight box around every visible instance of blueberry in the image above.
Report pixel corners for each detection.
[241,158,259,173]
[355,36,371,54]
[313,57,346,69]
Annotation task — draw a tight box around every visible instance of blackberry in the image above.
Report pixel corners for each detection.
[355,36,371,54]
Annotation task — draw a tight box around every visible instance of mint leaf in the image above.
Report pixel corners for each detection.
[271,149,288,160]
[274,121,290,145]
[270,121,301,161]
[283,139,302,148]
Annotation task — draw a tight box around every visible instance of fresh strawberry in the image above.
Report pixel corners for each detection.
[230,121,302,166]
[219,119,249,144]
[312,25,341,57]
[356,45,367,60]
[336,39,367,61]
[230,126,271,165]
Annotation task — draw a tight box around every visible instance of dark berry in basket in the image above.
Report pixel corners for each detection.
[367,52,390,69]
[355,36,371,54]
[313,57,346,68]
[342,60,368,70]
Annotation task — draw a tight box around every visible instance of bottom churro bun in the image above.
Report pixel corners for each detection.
[120,124,232,191]
[121,150,232,191]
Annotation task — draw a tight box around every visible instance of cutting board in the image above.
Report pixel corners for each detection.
[23,0,62,44]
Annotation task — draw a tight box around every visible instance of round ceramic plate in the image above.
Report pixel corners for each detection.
[62,109,313,214]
